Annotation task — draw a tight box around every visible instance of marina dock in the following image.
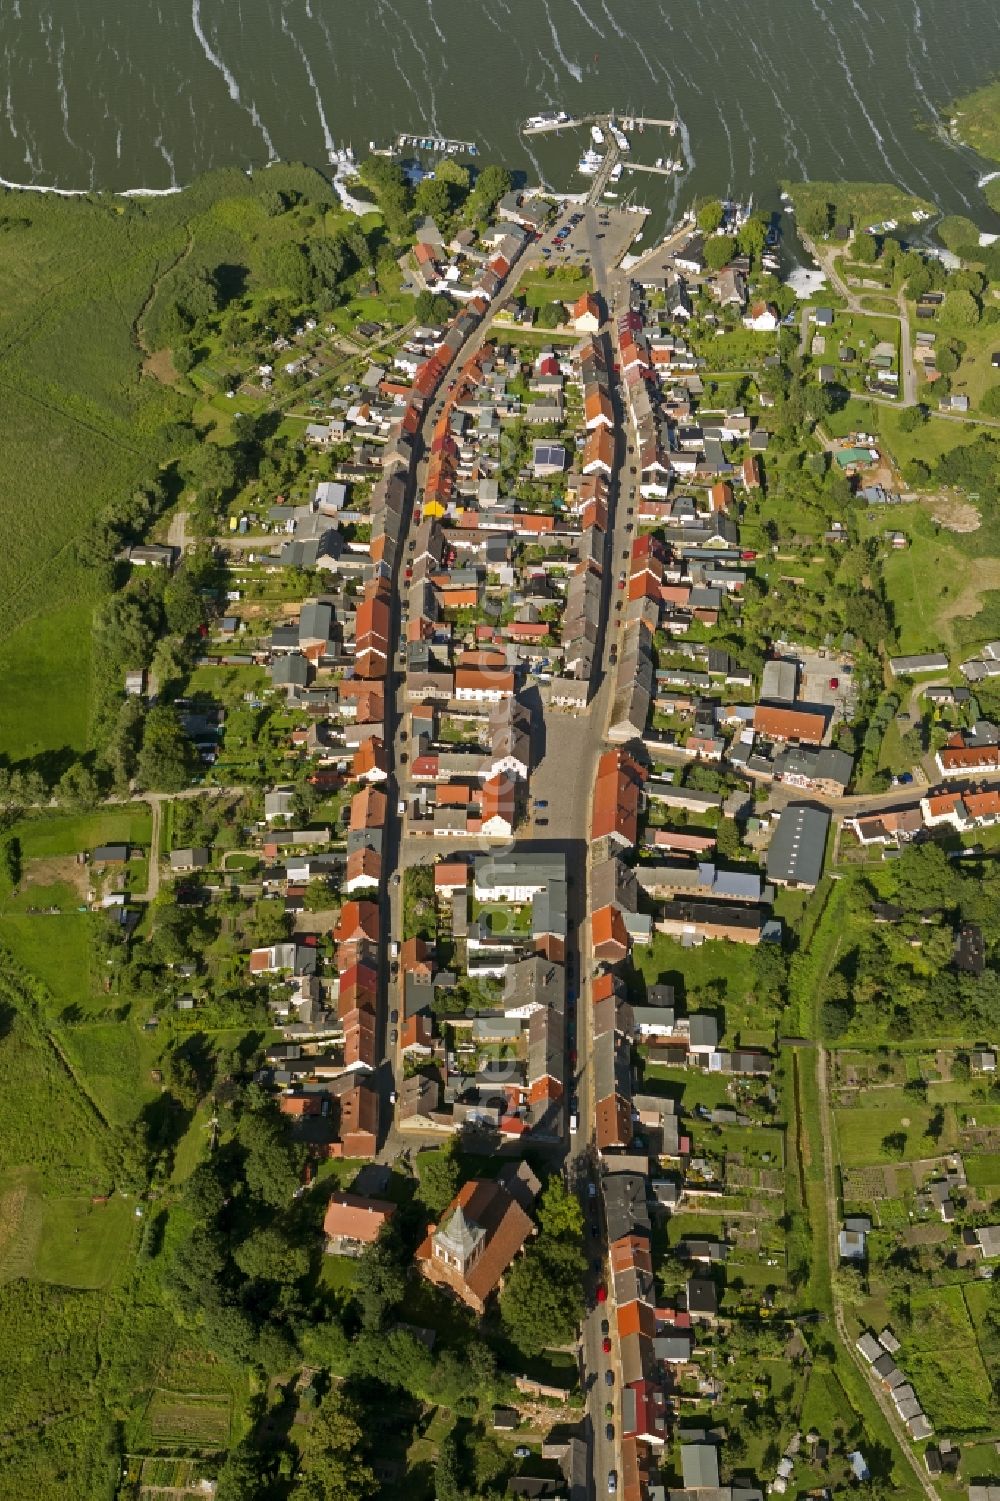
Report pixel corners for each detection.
[522,111,677,137]
[394,132,478,155]
[623,161,683,178]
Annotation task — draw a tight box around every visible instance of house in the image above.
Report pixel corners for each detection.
[681,1443,720,1490]
[970,1225,1000,1259]
[570,292,601,332]
[532,441,567,478]
[766,804,830,890]
[92,844,130,864]
[323,1192,395,1250]
[169,848,211,873]
[753,703,826,746]
[744,300,779,333]
[685,1276,718,1321]
[415,1178,534,1315]
[889,652,950,677]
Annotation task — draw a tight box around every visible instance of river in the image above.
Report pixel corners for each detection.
[1,0,999,231]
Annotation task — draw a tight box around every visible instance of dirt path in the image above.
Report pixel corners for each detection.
[134,231,194,361]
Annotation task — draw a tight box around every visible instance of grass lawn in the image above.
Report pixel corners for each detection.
[875,403,995,469]
[0,601,96,764]
[9,805,152,860]
[907,1284,994,1432]
[631,932,756,1011]
[833,1095,957,1167]
[59,1020,163,1125]
[33,1195,135,1289]
[964,1151,1000,1187]
[876,510,970,654]
[0,915,103,1015]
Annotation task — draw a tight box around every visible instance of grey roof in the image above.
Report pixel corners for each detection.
[766,803,830,888]
[603,1170,651,1244]
[688,1014,720,1049]
[681,1443,720,1490]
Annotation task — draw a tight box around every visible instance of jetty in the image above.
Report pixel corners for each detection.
[522,111,677,137]
[623,161,683,178]
[394,132,478,156]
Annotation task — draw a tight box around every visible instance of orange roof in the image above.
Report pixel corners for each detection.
[352,737,389,779]
[595,1093,633,1152]
[323,1192,395,1242]
[345,846,381,886]
[572,291,601,323]
[481,774,516,823]
[416,1179,533,1307]
[435,860,469,888]
[350,785,388,831]
[585,388,613,426]
[591,749,644,845]
[401,1013,434,1051]
[940,744,1000,770]
[582,426,615,471]
[616,1300,656,1338]
[753,704,825,745]
[592,904,629,956]
[279,1093,323,1117]
[334,900,380,945]
[455,666,515,694]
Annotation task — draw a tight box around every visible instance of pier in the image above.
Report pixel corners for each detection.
[394,132,478,155]
[521,111,677,138]
[623,161,683,178]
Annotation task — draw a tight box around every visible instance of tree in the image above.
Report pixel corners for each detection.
[536,1175,584,1239]
[353,1227,407,1330]
[500,1238,585,1356]
[697,199,724,234]
[215,1439,272,1501]
[297,1391,377,1501]
[417,1137,462,1216]
[234,1225,310,1285]
[800,199,833,238]
[136,707,198,791]
[853,231,877,263]
[436,158,470,195]
[415,176,454,223]
[56,762,100,809]
[237,1105,303,1207]
[738,216,768,266]
[704,234,736,272]
[536,300,565,329]
[897,402,928,433]
[945,288,980,327]
[882,1131,908,1159]
[468,164,512,221]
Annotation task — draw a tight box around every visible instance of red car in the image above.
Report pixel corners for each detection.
[829,676,839,690]
[602,1337,612,1354]
[596,1283,608,1304]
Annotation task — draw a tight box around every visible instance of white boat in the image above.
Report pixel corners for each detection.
[671,160,684,173]
[603,191,618,200]
[577,149,603,176]
[591,124,605,145]
[610,162,623,182]
[610,125,630,151]
[525,110,570,130]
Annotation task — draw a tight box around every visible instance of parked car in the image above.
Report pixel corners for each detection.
[604,1370,614,1387]
[602,1337,612,1354]
[513,1446,531,1459]
[597,1283,608,1303]
[608,1471,617,1494]
[601,1318,610,1336]
[606,1424,615,1443]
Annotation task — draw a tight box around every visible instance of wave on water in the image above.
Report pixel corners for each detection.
[565,0,604,40]
[281,10,335,155]
[191,0,277,159]
[0,173,183,197]
[541,0,582,83]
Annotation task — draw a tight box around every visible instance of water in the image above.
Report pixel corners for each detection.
[2,0,1000,232]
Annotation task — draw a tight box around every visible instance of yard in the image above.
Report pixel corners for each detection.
[904,1284,995,1433]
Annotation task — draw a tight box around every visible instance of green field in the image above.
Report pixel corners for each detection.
[954,80,1000,163]
[9,805,152,860]
[0,603,96,764]
[964,1152,1000,1186]
[785,180,933,230]
[906,1285,994,1432]
[834,1094,958,1167]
